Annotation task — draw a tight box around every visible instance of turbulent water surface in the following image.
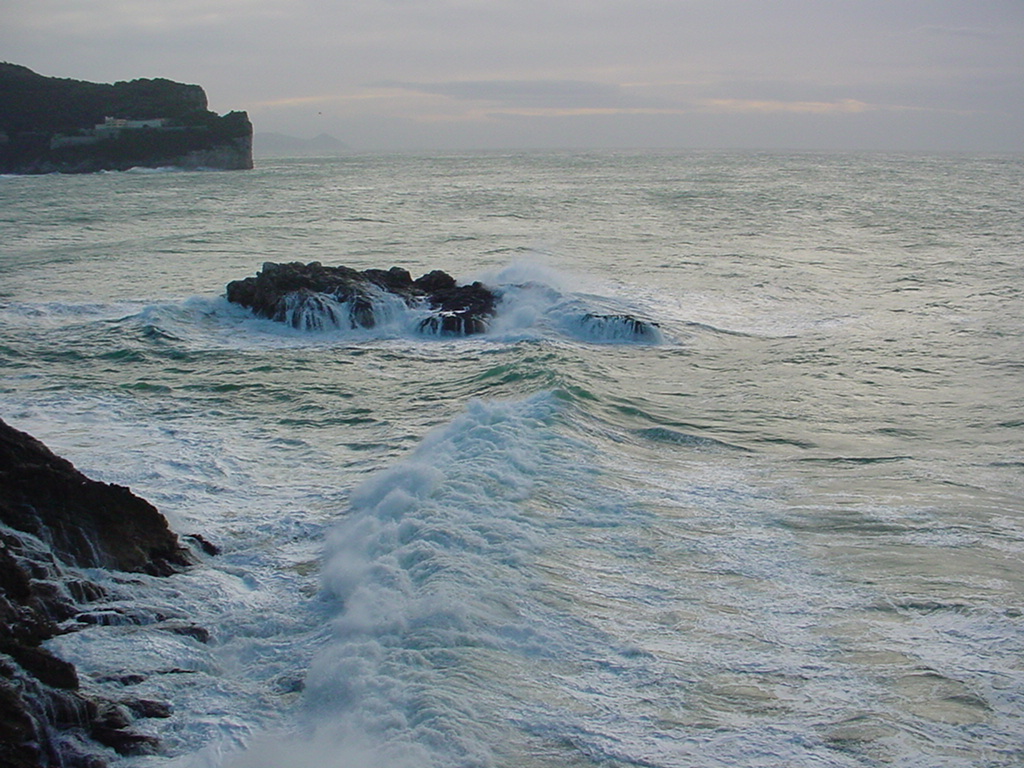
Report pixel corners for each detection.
[1,152,1022,767]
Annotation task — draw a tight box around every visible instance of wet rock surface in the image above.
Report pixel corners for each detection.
[226,261,499,335]
[0,417,194,766]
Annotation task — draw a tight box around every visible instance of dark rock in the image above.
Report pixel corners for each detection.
[273,672,306,695]
[76,609,144,627]
[184,533,221,556]
[0,418,194,766]
[158,621,210,644]
[66,579,109,604]
[418,280,496,335]
[96,673,147,687]
[93,701,132,730]
[0,675,44,768]
[0,661,99,767]
[0,418,193,574]
[1,642,79,689]
[579,313,662,341]
[121,698,172,719]
[226,261,498,336]
[413,269,458,292]
[363,266,414,293]
[90,726,160,757]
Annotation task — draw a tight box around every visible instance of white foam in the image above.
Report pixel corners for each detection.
[124,165,185,174]
[276,286,420,333]
[195,393,567,767]
[0,299,155,328]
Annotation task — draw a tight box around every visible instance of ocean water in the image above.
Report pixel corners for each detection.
[1,151,1022,767]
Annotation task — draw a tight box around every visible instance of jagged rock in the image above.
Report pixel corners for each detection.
[75,609,144,627]
[96,673,147,687]
[90,726,160,757]
[184,533,221,556]
[578,313,662,341]
[1,643,79,689]
[93,701,132,730]
[226,261,498,336]
[121,698,172,719]
[158,620,211,643]
[0,418,194,766]
[0,418,192,574]
[0,677,43,768]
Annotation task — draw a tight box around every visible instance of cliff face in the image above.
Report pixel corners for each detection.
[0,63,253,174]
[0,418,195,766]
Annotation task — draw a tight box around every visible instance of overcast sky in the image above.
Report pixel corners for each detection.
[2,0,1022,151]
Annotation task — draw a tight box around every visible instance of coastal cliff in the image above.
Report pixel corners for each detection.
[0,63,253,174]
[0,418,196,766]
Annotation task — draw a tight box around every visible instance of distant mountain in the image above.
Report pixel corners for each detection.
[0,63,253,174]
[255,132,351,157]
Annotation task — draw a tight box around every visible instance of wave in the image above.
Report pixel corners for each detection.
[636,426,751,452]
[310,395,562,766]
[275,287,418,333]
[0,299,154,327]
[212,393,569,767]
[123,165,185,174]
[219,381,884,768]
[223,391,696,768]
[119,165,230,174]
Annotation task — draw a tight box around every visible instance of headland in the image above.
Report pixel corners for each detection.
[0,63,253,174]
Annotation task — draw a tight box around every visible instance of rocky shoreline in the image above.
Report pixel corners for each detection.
[0,418,198,767]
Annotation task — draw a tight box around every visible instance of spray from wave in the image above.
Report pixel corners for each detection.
[225,394,568,767]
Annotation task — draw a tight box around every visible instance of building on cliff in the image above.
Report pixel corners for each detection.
[50,117,174,149]
[96,116,171,131]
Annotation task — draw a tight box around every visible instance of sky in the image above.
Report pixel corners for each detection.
[2,0,1022,152]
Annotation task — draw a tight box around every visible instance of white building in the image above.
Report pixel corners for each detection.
[95,117,169,132]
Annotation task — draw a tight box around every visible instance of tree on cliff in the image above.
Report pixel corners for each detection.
[0,62,208,134]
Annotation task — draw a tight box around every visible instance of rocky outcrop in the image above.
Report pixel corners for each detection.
[0,420,191,575]
[0,418,194,767]
[0,63,253,174]
[576,312,662,342]
[226,262,499,336]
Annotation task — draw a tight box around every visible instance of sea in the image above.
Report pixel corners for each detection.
[1,150,1022,768]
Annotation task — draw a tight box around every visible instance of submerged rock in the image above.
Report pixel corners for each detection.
[576,312,662,342]
[226,261,498,336]
[0,417,192,767]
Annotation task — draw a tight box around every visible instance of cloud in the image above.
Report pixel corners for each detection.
[8,0,285,34]
[359,81,901,121]
[1,0,1021,150]
[915,24,1002,40]
[252,92,399,109]
[698,98,875,115]
[373,80,627,109]
[354,79,695,124]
